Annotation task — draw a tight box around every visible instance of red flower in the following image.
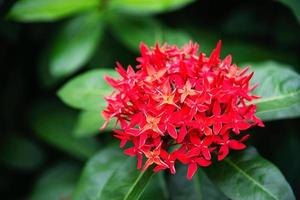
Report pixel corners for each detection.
[101,41,264,180]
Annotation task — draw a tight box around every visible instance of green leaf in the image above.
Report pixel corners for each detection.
[98,158,153,200]
[73,145,153,200]
[29,100,100,160]
[7,0,100,22]
[140,172,169,200]
[109,15,190,52]
[205,147,295,200]
[74,110,116,137]
[107,0,195,15]
[28,162,80,200]
[49,11,104,78]
[74,110,101,137]
[250,61,300,121]
[0,135,44,170]
[277,0,300,24]
[58,69,118,111]
[198,169,228,200]
[167,165,227,200]
[167,164,202,200]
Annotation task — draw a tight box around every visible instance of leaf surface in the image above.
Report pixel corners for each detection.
[205,147,295,200]
[8,0,99,22]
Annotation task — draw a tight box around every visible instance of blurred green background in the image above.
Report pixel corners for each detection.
[0,0,300,199]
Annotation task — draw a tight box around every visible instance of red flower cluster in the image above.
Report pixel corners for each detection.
[101,41,264,179]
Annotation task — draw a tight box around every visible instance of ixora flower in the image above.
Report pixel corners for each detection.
[101,41,264,180]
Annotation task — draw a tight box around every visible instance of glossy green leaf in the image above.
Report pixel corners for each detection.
[0,135,44,170]
[167,164,201,200]
[277,0,300,23]
[109,15,190,52]
[7,0,100,22]
[141,172,168,200]
[49,11,104,78]
[74,110,116,137]
[74,110,102,137]
[205,147,295,200]
[73,146,153,200]
[73,146,124,200]
[29,162,80,200]
[250,61,300,121]
[58,69,118,111]
[107,0,195,15]
[98,158,153,200]
[29,100,100,160]
[198,169,228,200]
[167,165,227,200]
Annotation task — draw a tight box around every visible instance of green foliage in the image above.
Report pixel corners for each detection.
[74,111,116,137]
[277,0,300,23]
[29,100,100,160]
[0,135,44,170]
[205,147,295,200]
[58,69,117,111]
[109,15,190,52]
[167,165,201,200]
[73,145,153,200]
[49,11,104,78]
[107,0,195,15]
[73,111,102,137]
[197,169,228,200]
[190,30,298,66]
[167,165,227,200]
[141,173,169,200]
[250,61,300,121]
[28,162,80,200]
[7,0,100,22]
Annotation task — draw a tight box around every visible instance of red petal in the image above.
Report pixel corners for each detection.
[177,126,187,143]
[213,101,221,116]
[177,154,189,164]
[213,122,222,135]
[153,165,166,172]
[124,147,136,156]
[137,152,143,169]
[167,124,178,139]
[204,127,212,136]
[139,133,148,147]
[197,104,209,112]
[159,149,169,160]
[239,66,250,76]
[120,139,127,148]
[187,147,200,157]
[187,162,198,180]
[202,136,213,146]
[208,40,222,66]
[169,162,176,174]
[195,157,211,167]
[240,134,250,142]
[190,133,201,145]
[237,121,251,130]
[229,140,246,150]
[201,148,211,160]
[129,112,143,128]
[143,158,154,171]
[218,145,229,161]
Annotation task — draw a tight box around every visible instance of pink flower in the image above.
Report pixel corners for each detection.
[102,41,264,180]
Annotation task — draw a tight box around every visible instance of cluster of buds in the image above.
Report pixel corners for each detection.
[101,41,264,179]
